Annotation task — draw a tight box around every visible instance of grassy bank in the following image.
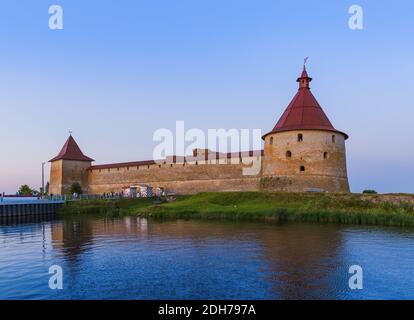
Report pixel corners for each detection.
[58,192,414,227]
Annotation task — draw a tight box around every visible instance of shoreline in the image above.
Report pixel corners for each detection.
[58,192,414,227]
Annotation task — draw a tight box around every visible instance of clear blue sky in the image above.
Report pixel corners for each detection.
[0,0,413,194]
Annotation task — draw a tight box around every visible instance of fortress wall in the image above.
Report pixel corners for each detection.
[262,130,349,193]
[50,160,91,195]
[49,160,63,195]
[260,175,350,193]
[88,158,262,194]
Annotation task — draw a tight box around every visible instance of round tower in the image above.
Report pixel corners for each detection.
[261,66,350,193]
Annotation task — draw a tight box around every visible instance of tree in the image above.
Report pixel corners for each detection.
[19,185,33,196]
[70,182,83,195]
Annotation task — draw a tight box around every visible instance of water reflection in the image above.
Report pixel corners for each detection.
[0,214,58,227]
[1,215,413,300]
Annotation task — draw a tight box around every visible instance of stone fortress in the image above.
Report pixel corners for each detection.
[49,66,350,195]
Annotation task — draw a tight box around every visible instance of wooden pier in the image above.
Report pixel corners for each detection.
[0,200,65,218]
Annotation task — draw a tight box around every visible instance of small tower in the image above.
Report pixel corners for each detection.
[261,65,350,192]
[49,135,94,195]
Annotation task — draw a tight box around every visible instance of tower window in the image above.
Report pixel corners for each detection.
[298,134,303,142]
[300,166,305,172]
[286,151,292,158]
[269,137,274,145]
[323,152,328,159]
[332,135,336,143]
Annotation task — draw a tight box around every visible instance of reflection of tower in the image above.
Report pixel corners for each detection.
[262,66,350,192]
[49,135,94,195]
[137,218,148,233]
[256,224,343,299]
[51,216,95,262]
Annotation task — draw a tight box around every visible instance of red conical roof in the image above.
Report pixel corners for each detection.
[49,135,94,162]
[263,66,348,139]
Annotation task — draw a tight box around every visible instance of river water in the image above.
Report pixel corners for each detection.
[0,215,413,300]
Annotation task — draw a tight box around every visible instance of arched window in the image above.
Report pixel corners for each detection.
[323,152,328,159]
[286,151,292,158]
[300,166,305,172]
[298,134,303,142]
[332,135,336,143]
[270,137,274,145]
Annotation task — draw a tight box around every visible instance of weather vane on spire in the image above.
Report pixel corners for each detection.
[69,130,73,136]
[304,56,309,66]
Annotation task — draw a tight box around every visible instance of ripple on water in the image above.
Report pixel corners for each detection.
[0,218,414,299]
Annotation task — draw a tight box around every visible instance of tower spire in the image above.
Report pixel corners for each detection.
[297,60,312,90]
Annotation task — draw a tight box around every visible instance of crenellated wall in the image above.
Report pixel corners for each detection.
[87,158,263,194]
[49,130,351,195]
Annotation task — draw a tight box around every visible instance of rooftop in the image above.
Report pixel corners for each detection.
[263,65,348,139]
[49,135,94,162]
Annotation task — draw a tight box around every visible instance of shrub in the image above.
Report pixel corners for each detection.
[363,190,378,194]
[70,182,83,195]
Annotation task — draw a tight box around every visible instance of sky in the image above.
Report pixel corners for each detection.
[0,0,413,194]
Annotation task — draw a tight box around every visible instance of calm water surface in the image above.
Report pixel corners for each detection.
[0,214,413,300]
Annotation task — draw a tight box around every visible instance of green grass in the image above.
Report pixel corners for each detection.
[59,192,414,227]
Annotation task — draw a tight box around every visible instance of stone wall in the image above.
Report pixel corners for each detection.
[88,160,262,194]
[49,129,351,195]
[50,160,91,195]
[262,130,349,192]
[49,160,63,195]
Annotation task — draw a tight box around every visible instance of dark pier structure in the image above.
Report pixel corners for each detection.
[0,200,64,218]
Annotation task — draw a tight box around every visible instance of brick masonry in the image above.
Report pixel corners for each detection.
[49,129,349,195]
